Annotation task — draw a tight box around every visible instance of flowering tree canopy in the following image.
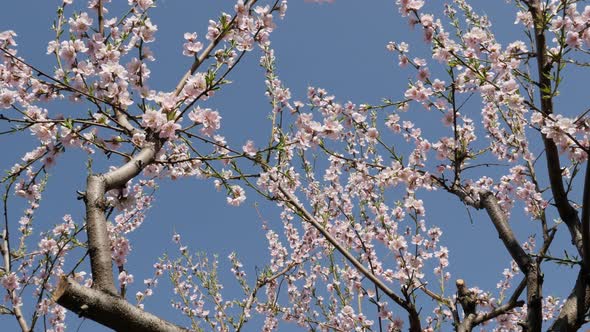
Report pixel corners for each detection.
[1,0,590,331]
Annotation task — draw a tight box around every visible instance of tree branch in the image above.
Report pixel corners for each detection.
[449,187,541,331]
[455,277,526,332]
[104,139,161,191]
[480,193,531,272]
[547,269,590,331]
[53,276,188,332]
[82,139,162,294]
[581,158,590,274]
[275,182,422,332]
[84,174,116,294]
[480,192,541,332]
[529,0,583,254]
[455,279,477,332]
[173,0,259,97]
[0,228,29,332]
[526,1,586,329]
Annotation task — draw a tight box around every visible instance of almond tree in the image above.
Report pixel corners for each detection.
[1,0,590,331]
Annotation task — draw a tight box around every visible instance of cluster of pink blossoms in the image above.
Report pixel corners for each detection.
[3,0,590,330]
[0,1,289,329]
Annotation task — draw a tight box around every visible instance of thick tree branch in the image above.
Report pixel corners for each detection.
[455,278,526,332]
[480,193,531,272]
[543,134,583,252]
[57,137,183,330]
[104,140,161,191]
[450,187,541,331]
[582,159,590,274]
[114,108,139,134]
[526,1,587,329]
[83,139,161,294]
[53,277,188,332]
[547,269,590,331]
[473,278,527,325]
[456,279,476,317]
[480,193,541,332]
[528,0,583,254]
[84,174,116,294]
[456,279,477,332]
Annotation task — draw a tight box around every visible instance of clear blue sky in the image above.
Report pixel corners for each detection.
[0,1,584,331]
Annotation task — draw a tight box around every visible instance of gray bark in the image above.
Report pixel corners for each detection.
[54,277,188,332]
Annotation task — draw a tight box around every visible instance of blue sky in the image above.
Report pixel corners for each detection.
[0,1,586,331]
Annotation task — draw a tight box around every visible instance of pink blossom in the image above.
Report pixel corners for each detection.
[501,79,519,94]
[417,67,430,81]
[420,13,434,27]
[442,111,454,126]
[43,151,60,168]
[515,10,533,27]
[397,0,424,16]
[0,89,17,108]
[58,40,87,65]
[30,123,55,143]
[279,1,288,18]
[404,196,425,215]
[463,27,487,50]
[112,236,131,266]
[100,62,128,80]
[134,18,158,42]
[69,12,93,34]
[118,271,135,286]
[39,238,58,254]
[323,118,343,139]
[183,32,203,57]
[129,0,154,11]
[19,216,30,226]
[1,273,19,291]
[188,106,221,136]
[386,114,401,132]
[432,79,445,92]
[0,30,17,47]
[132,132,146,147]
[141,109,166,130]
[566,31,581,48]
[227,185,246,206]
[366,127,379,142]
[404,82,432,102]
[242,140,257,156]
[206,19,222,41]
[182,73,207,99]
[158,121,181,140]
[413,57,427,66]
